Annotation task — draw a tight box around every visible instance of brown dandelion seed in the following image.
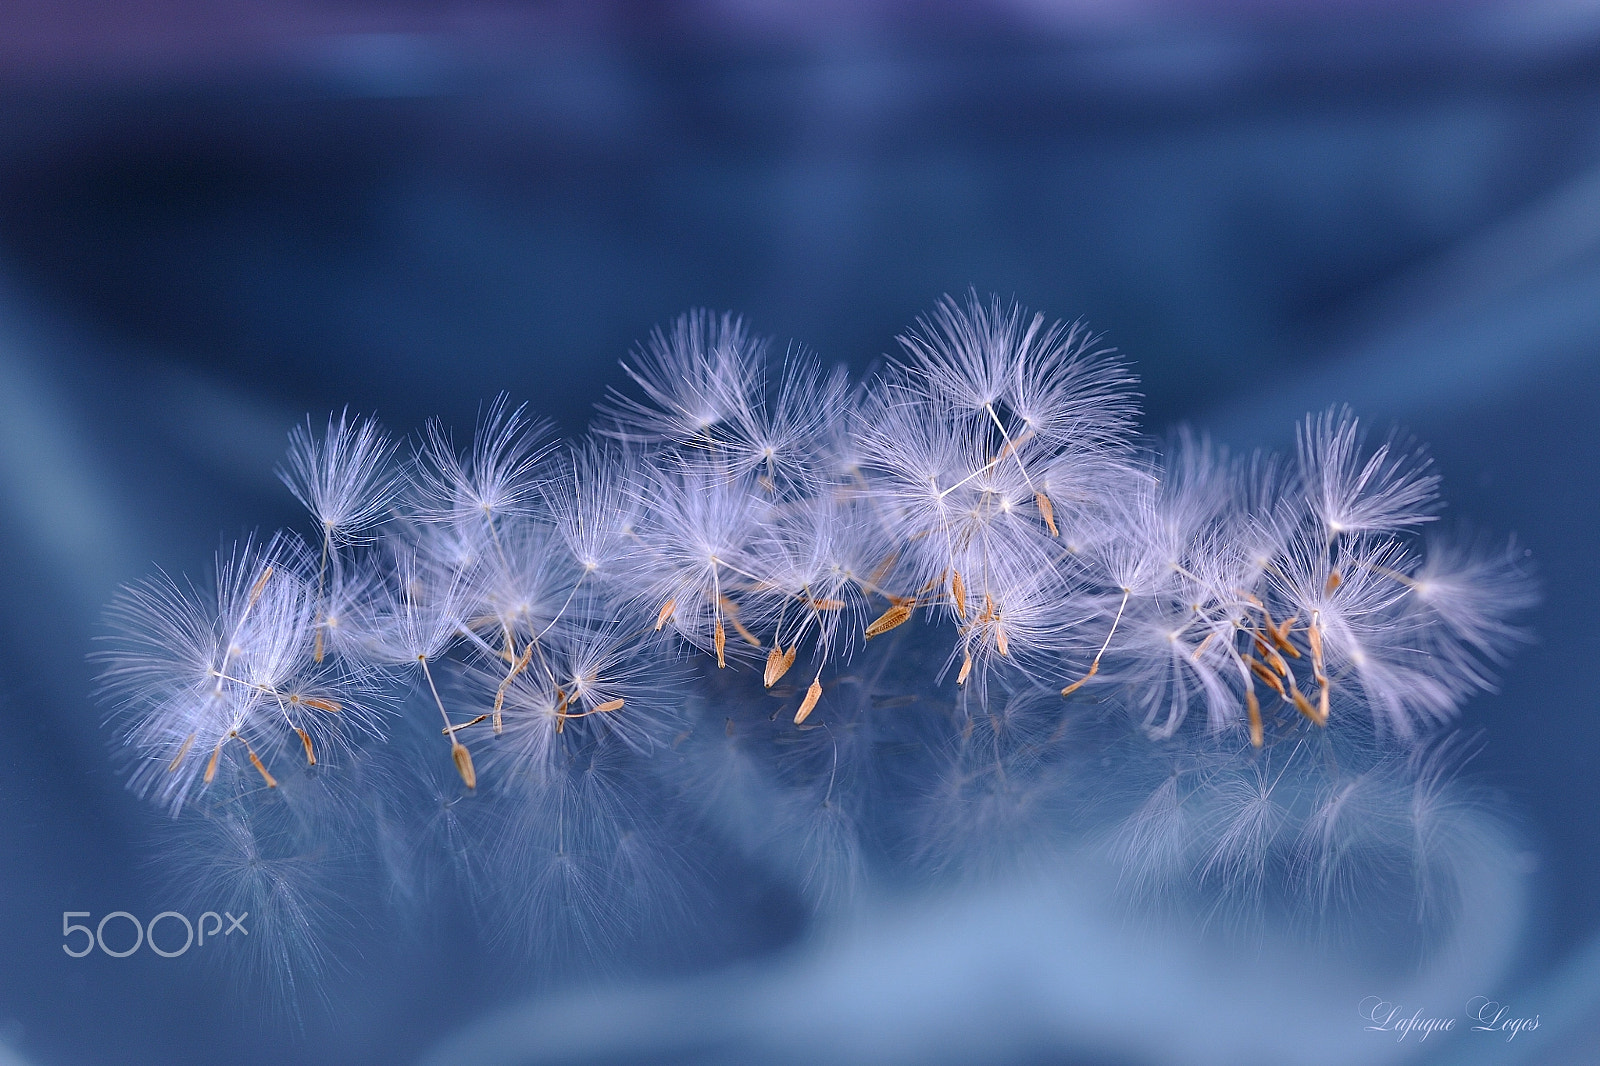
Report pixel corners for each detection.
[865,602,912,639]
[451,743,477,789]
[868,549,900,587]
[1307,617,1331,723]
[1246,688,1264,748]
[1285,670,1325,726]
[719,594,759,643]
[951,571,967,619]
[1290,685,1324,726]
[994,428,1034,462]
[246,747,278,789]
[167,733,195,773]
[493,642,534,733]
[1247,657,1288,699]
[1270,615,1301,658]
[1244,595,1303,658]
[203,739,224,785]
[1324,569,1342,595]
[1252,634,1289,677]
[559,698,626,721]
[1063,587,1129,698]
[794,675,823,724]
[296,728,316,766]
[654,598,676,631]
[714,619,727,668]
[957,653,973,686]
[247,566,273,607]
[1060,660,1098,697]
[730,616,762,647]
[1035,492,1059,537]
[764,645,798,687]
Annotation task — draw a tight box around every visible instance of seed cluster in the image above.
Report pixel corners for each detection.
[99,295,1529,812]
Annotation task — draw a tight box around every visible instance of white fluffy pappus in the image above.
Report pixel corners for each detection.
[96,295,1537,1005]
[100,534,384,813]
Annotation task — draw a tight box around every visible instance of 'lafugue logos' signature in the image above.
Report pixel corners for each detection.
[1358,998,1454,1041]
[1465,996,1542,1040]
[1359,996,1541,1042]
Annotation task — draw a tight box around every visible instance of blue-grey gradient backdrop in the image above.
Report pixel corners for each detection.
[0,4,1597,1064]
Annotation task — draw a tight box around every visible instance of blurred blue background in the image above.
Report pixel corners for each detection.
[1,2,1598,1064]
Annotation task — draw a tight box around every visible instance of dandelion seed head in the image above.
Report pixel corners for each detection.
[98,297,1535,986]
